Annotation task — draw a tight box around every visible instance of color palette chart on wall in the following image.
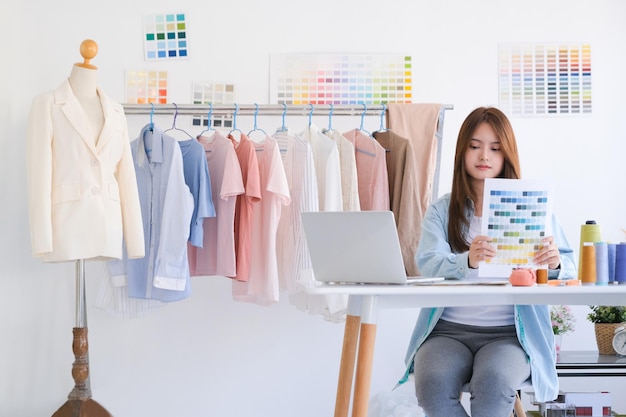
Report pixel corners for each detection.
[269,54,412,105]
[191,82,235,129]
[143,13,188,60]
[125,70,168,104]
[479,178,553,278]
[498,43,592,117]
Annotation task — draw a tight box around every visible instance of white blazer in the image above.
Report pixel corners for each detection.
[26,79,145,262]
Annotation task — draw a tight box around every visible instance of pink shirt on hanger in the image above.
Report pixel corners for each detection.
[228,133,261,282]
[188,132,244,277]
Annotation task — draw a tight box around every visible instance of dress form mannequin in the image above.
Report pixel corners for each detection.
[50,40,113,417]
[68,42,104,142]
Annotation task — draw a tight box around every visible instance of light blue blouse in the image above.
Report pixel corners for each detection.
[400,193,577,402]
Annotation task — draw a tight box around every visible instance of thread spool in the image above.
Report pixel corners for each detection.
[536,268,548,285]
[608,243,617,283]
[594,242,609,285]
[578,220,602,281]
[615,243,626,285]
[581,242,596,285]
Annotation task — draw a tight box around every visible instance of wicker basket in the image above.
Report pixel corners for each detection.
[594,322,622,355]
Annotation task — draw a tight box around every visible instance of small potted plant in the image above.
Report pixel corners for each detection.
[587,306,626,355]
[550,305,576,354]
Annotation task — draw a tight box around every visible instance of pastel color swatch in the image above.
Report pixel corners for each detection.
[269,54,412,105]
[191,81,236,129]
[498,43,592,116]
[125,70,168,104]
[143,13,188,60]
[479,179,553,278]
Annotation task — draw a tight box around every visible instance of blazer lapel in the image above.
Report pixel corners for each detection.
[55,80,98,155]
[95,89,119,152]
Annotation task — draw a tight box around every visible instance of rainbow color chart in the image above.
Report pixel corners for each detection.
[191,82,235,129]
[269,54,412,105]
[143,13,188,60]
[479,178,553,278]
[125,70,168,104]
[498,43,592,116]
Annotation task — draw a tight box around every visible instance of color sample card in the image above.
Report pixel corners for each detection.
[498,43,592,117]
[125,70,168,104]
[479,178,553,278]
[191,82,235,129]
[269,54,412,105]
[143,13,188,60]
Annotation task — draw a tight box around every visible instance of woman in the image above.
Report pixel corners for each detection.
[401,107,576,417]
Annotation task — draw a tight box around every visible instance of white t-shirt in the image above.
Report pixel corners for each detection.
[440,216,515,327]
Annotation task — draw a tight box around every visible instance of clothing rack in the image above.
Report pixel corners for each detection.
[122,103,453,200]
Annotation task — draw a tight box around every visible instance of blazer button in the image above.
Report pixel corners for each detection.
[91,159,99,167]
[91,187,99,195]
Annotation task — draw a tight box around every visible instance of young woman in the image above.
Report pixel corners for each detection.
[400,107,576,417]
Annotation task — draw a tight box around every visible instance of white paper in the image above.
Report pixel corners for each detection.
[479,178,554,278]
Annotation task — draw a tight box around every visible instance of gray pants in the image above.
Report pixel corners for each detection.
[413,319,530,417]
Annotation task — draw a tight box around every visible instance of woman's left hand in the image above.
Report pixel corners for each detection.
[533,236,561,270]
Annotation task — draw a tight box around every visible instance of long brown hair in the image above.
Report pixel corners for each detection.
[448,107,521,253]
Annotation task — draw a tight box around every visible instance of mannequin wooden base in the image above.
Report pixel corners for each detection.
[52,399,112,417]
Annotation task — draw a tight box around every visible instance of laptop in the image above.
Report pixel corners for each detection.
[301,210,444,285]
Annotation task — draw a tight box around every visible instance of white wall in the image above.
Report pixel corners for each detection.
[2,1,626,416]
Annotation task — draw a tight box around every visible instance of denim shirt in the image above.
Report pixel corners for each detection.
[399,193,577,403]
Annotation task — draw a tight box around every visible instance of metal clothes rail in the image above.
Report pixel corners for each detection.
[122,103,453,117]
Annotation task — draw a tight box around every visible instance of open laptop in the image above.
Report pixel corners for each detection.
[301,211,444,285]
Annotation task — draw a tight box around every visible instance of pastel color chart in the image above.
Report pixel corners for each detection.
[143,13,188,60]
[269,54,412,105]
[125,70,168,104]
[498,43,592,116]
[191,82,235,129]
[479,179,553,278]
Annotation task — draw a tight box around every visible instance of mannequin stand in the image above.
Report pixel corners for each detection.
[51,260,112,417]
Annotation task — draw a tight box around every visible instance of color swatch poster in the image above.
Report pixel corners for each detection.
[191,82,235,129]
[498,43,592,117]
[269,54,412,105]
[143,13,188,60]
[125,70,168,104]
[479,178,553,278]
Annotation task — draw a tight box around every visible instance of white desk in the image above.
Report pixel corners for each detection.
[305,283,626,417]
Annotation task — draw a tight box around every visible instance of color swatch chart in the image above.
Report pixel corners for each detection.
[269,54,412,105]
[479,179,553,278]
[143,13,188,60]
[498,43,592,117]
[191,82,235,129]
[125,70,168,104]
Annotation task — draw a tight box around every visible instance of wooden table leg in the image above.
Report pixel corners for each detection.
[351,296,378,417]
[334,314,361,417]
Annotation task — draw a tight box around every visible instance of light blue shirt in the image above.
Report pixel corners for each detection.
[400,193,577,402]
[178,139,215,247]
[108,124,194,302]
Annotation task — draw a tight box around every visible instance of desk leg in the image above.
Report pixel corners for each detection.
[334,313,361,417]
[351,296,378,417]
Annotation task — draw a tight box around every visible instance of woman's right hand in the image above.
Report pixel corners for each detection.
[468,235,496,269]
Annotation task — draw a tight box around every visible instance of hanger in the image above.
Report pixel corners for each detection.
[164,103,194,140]
[149,103,155,132]
[198,103,216,137]
[322,103,334,133]
[377,103,388,132]
[276,103,288,133]
[228,103,243,140]
[359,103,372,137]
[308,104,314,126]
[247,103,268,139]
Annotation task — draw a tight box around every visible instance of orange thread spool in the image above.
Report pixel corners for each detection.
[581,242,597,285]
